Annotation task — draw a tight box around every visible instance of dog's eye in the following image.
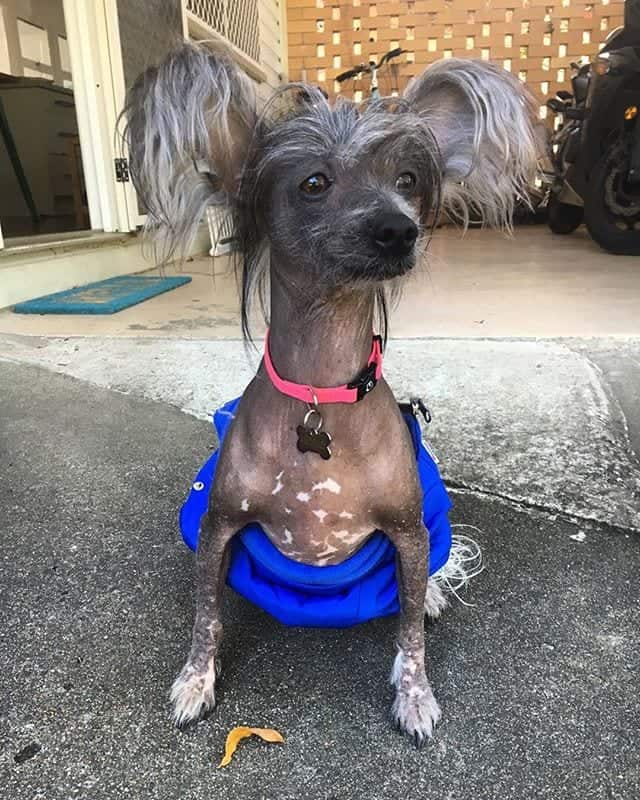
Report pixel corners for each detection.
[300,173,331,195]
[396,172,417,192]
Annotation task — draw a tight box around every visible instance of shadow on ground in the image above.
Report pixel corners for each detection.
[1,362,638,800]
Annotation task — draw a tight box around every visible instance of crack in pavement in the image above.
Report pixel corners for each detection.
[447,481,640,536]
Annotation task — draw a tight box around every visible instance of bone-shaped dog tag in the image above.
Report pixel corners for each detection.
[296,425,332,460]
[296,406,332,460]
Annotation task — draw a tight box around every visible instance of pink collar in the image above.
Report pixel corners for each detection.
[263,331,383,405]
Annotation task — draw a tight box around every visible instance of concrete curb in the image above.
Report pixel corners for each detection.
[2,333,639,532]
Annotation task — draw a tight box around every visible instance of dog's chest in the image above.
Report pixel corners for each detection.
[250,464,377,566]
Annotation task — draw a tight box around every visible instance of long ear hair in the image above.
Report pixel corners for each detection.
[404,59,540,229]
[120,40,257,265]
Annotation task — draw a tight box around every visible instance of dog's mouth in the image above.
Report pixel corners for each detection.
[375,252,416,280]
[349,252,417,283]
[327,248,417,286]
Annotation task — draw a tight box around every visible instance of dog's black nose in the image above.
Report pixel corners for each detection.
[372,212,418,257]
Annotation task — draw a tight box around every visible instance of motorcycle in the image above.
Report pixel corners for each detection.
[544,0,640,255]
[544,62,590,234]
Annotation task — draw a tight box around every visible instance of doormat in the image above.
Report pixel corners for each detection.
[13,275,192,315]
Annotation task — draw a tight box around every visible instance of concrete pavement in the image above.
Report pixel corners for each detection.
[2,334,639,532]
[1,361,639,800]
[3,227,640,339]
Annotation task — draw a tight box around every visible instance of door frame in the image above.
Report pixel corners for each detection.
[101,0,150,228]
[62,0,139,234]
[100,0,190,230]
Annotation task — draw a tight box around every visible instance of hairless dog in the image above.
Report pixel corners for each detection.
[123,42,537,745]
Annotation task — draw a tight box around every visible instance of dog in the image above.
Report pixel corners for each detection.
[122,41,537,745]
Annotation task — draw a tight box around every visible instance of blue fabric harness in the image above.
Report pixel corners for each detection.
[180,397,453,628]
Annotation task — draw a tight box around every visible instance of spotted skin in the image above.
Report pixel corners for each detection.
[169,369,443,745]
[126,41,536,748]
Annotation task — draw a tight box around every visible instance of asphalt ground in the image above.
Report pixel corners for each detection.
[1,361,638,800]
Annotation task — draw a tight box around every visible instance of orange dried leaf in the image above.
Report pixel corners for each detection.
[218,726,285,768]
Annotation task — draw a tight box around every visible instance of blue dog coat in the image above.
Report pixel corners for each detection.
[180,397,453,628]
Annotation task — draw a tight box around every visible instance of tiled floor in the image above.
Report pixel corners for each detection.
[1,225,638,339]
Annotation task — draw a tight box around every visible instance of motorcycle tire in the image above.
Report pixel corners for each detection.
[547,194,583,234]
[584,138,640,255]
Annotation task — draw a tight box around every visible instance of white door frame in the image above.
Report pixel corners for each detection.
[62,0,137,233]
[101,0,148,228]
[101,1,191,228]
[100,0,190,229]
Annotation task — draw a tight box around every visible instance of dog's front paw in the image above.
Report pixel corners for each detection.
[391,680,441,746]
[170,658,219,727]
[424,578,448,619]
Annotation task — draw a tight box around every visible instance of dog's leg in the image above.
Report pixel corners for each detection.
[389,524,441,745]
[170,512,234,727]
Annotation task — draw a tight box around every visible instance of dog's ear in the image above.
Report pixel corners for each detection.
[121,40,257,263]
[404,59,539,228]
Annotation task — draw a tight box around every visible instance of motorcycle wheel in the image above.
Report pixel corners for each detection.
[584,138,640,255]
[547,193,583,234]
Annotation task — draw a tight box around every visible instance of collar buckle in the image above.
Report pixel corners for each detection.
[347,361,379,401]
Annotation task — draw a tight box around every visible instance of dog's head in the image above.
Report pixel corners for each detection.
[122,42,538,335]
[239,89,437,287]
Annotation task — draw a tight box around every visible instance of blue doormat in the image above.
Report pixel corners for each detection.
[13,275,192,315]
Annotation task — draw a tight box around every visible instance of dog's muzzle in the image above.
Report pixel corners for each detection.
[371,212,418,258]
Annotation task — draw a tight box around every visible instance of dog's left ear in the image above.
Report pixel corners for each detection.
[404,59,540,228]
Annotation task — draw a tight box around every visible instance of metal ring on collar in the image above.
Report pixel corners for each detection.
[303,407,323,431]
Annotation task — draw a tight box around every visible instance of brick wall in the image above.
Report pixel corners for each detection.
[286,0,624,122]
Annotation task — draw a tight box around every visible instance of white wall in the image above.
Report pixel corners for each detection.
[257,0,287,93]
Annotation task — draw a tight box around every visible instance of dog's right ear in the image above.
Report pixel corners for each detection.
[403,58,539,230]
[121,40,257,263]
